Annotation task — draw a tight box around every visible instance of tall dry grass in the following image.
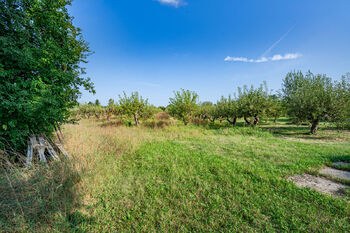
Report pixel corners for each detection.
[0,154,80,232]
[0,118,205,232]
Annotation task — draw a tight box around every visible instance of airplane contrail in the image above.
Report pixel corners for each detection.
[261,25,296,57]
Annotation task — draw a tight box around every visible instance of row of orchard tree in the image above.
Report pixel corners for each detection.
[72,92,161,126]
[169,71,350,134]
[74,71,350,134]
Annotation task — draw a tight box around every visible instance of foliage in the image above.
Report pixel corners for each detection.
[196,102,217,123]
[266,94,285,123]
[71,103,106,120]
[108,98,115,107]
[216,95,239,126]
[332,73,350,129]
[0,0,94,151]
[168,89,199,125]
[237,83,270,126]
[118,92,149,126]
[282,71,349,134]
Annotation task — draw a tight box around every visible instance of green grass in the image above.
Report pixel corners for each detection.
[1,119,350,232]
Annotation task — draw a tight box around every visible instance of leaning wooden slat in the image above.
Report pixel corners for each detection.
[26,136,35,167]
[43,137,60,161]
[56,143,70,159]
[37,136,47,163]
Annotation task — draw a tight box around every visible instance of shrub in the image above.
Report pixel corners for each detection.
[0,0,94,152]
[155,112,171,121]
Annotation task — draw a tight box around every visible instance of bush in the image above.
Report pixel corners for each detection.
[155,112,171,121]
[0,0,94,152]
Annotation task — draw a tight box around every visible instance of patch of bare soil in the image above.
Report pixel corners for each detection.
[288,174,349,196]
[319,167,350,181]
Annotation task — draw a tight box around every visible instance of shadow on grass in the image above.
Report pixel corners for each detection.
[0,158,92,232]
[324,155,350,163]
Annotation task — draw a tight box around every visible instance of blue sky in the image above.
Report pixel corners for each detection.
[69,0,350,106]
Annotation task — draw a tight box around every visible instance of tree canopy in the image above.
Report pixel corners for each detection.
[237,83,270,126]
[282,71,349,134]
[216,95,239,126]
[168,89,199,125]
[118,92,149,126]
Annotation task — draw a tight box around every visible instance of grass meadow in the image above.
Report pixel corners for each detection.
[1,117,350,232]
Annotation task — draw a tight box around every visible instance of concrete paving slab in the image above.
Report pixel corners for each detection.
[320,167,350,181]
[288,174,349,196]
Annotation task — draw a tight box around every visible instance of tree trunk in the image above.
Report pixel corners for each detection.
[254,116,259,125]
[183,117,188,125]
[134,114,140,126]
[227,117,237,127]
[310,119,320,134]
[244,116,254,126]
[274,116,278,123]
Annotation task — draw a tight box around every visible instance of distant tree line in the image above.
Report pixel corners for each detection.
[73,71,350,134]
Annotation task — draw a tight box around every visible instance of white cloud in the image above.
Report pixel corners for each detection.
[155,0,186,7]
[224,53,302,63]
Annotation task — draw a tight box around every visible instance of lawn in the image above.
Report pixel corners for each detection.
[1,119,350,232]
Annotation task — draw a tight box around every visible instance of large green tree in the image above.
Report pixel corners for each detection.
[0,0,94,151]
[282,71,348,134]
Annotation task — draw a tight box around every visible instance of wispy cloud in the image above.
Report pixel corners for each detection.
[155,0,187,7]
[224,53,302,63]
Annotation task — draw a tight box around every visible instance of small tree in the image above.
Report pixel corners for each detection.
[197,102,218,123]
[267,94,285,123]
[108,98,115,107]
[216,96,239,126]
[95,99,101,106]
[333,73,350,129]
[168,89,199,125]
[118,92,149,126]
[282,71,347,134]
[237,83,270,126]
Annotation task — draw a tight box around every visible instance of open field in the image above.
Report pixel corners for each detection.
[1,118,350,232]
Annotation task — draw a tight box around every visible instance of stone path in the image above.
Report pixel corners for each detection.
[288,162,350,196]
[319,167,350,180]
[333,162,350,167]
